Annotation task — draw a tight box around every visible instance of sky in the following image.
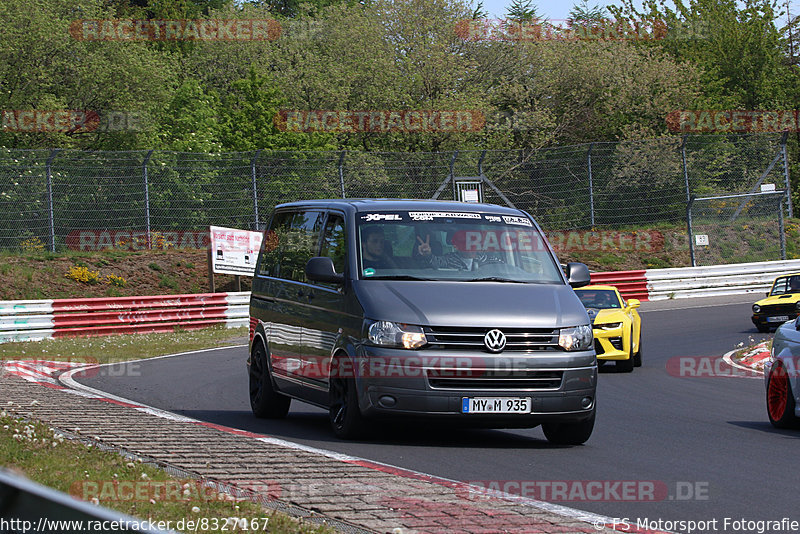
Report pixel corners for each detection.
[477,0,800,23]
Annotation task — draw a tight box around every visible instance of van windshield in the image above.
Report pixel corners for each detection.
[356,210,563,283]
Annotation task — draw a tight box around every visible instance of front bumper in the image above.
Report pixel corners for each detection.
[752,312,799,330]
[351,346,597,426]
[592,324,629,361]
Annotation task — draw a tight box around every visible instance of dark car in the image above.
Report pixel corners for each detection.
[247,199,596,444]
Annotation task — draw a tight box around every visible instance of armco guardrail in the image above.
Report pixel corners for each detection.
[645,259,800,301]
[0,469,173,533]
[0,292,249,343]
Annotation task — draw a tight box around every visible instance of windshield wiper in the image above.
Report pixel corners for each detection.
[465,277,526,283]
[366,275,438,281]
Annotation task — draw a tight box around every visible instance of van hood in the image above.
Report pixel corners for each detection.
[353,280,589,328]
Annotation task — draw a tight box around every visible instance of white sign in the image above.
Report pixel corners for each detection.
[461,189,479,203]
[209,226,263,276]
[695,234,709,246]
[760,183,776,192]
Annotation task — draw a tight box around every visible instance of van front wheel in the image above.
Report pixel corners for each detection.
[542,409,595,445]
[249,342,291,419]
[329,359,366,439]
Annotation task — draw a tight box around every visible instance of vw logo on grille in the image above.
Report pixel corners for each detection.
[484,329,507,353]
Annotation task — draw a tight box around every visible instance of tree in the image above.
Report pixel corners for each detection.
[0,0,174,150]
[155,79,223,152]
[218,68,334,151]
[609,0,792,109]
[505,0,539,23]
[568,0,607,26]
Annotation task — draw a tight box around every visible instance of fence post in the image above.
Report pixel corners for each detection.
[686,195,696,267]
[782,134,793,218]
[45,149,60,253]
[338,151,346,198]
[450,151,458,201]
[587,143,595,227]
[142,150,153,249]
[780,197,787,260]
[681,134,690,203]
[251,149,262,229]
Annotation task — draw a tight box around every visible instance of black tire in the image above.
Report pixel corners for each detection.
[766,362,799,429]
[542,409,595,445]
[616,341,634,373]
[249,341,291,419]
[633,333,642,367]
[329,357,366,439]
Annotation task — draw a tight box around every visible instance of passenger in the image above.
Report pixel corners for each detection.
[415,234,503,271]
[361,226,397,270]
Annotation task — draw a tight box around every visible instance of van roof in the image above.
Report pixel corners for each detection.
[273,198,526,215]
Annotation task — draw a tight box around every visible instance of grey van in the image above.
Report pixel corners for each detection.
[247,199,597,444]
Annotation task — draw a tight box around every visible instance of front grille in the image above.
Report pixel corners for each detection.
[424,326,559,352]
[427,369,563,390]
[759,303,798,315]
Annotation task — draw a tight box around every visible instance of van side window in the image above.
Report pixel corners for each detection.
[257,212,292,277]
[259,210,323,282]
[319,214,346,275]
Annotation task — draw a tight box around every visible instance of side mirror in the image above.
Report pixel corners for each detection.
[566,262,591,288]
[627,298,641,309]
[306,257,344,284]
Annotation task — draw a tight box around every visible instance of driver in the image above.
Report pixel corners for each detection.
[361,226,397,270]
[789,276,800,293]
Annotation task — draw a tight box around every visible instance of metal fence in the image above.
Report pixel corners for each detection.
[0,133,794,256]
[688,190,787,267]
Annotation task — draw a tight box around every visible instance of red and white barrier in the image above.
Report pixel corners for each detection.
[0,293,249,343]
[589,270,648,301]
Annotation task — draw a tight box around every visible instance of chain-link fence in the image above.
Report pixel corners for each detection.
[688,191,787,267]
[0,133,794,260]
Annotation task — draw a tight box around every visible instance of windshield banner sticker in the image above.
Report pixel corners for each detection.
[502,216,533,227]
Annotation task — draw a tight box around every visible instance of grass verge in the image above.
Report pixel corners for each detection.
[0,412,332,534]
[0,325,248,364]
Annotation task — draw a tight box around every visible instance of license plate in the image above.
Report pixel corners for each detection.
[767,316,790,323]
[461,397,531,414]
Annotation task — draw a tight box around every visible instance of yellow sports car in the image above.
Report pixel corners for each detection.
[752,273,800,333]
[574,285,642,372]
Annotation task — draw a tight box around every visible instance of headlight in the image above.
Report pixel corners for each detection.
[597,322,622,330]
[367,321,427,349]
[796,302,800,311]
[559,324,593,351]
[753,304,761,313]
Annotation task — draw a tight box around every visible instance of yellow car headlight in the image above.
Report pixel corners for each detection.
[597,322,622,330]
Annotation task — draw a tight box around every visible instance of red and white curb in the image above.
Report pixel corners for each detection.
[1,348,669,534]
[722,341,770,377]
